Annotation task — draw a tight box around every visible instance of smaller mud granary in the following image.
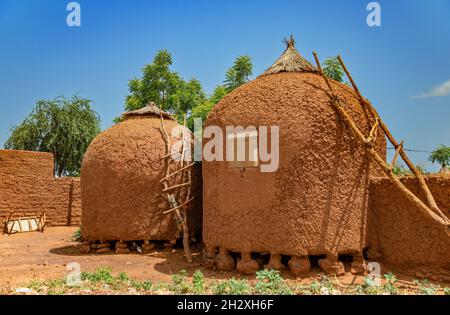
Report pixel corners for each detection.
[202,36,450,275]
[81,103,201,253]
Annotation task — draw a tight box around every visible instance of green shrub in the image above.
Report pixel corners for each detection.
[212,278,251,295]
[383,272,399,295]
[171,270,190,294]
[192,270,205,294]
[254,269,293,295]
[81,267,115,284]
[71,228,82,242]
[414,279,439,295]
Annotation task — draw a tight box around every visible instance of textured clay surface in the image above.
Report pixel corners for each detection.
[81,116,202,242]
[0,150,54,178]
[203,72,386,259]
[368,176,450,273]
[0,150,80,227]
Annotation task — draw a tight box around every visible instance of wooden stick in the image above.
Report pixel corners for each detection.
[162,196,196,214]
[366,118,379,143]
[337,55,448,223]
[178,114,193,263]
[160,162,195,182]
[312,52,369,145]
[390,140,404,168]
[160,153,172,160]
[162,181,191,193]
[313,51,450,229]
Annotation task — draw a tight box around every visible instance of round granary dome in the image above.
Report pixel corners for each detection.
[202,39,386,271]
[81,104,201,242]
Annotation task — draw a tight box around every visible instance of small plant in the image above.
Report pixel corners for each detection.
[46,279,67,295]
[71,228,82,242]
[27,279,46,294]
[192,270,205,294]
[81,267,115,284]
[444,287,450,295]
[318,274,335,294]
[254,269,293,295]
[117,272,129,282]
[130,279,153,291]
[359,276,382,295]
[212,278,251,295]
[383,272,399,295]
[413,279,439,295]
[392,163,411,176]
[171,270,190,294]
[309,280,321,295]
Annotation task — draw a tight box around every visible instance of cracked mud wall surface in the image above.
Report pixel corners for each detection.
[368,176,450,270]
[80,116,202,242]
[203,72,386,257]
[0,150,80,227]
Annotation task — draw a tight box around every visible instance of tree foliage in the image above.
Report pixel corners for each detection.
[429,145,450,168]
[121,50,253,130]
[123,49,206,122]
[4,96,100,177]
[187,57,253,128]
[322,56,344,83]
[224,55,253,92]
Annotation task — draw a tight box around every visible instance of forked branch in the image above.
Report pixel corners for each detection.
[313,51,450,230]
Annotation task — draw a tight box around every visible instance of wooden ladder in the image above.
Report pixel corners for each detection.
[159,110,195,263]
[312,52,450,231]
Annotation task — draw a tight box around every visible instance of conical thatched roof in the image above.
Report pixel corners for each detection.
[122,102,175,120]
[259,35,317,77]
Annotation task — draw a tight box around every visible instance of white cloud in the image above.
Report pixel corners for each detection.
[412,79,450,99]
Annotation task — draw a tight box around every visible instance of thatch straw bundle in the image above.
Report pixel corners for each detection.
[260,35,317,77]
[122,102,175,120]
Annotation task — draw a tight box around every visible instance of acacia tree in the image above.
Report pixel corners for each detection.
[122,49,206,122]
[187,85,228,129]
[4,96,100,177]
[429,145,450,174]
[187,57,253,129]
[224,55,253,92]
[322,56,344,83]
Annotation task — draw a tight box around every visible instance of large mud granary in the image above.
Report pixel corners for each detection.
[202,38,387,275]
[202,38,450,277]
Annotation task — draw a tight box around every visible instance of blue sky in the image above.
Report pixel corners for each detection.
[0,0,449,171]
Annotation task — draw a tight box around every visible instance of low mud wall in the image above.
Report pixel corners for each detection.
[368,176,450,273]
[0,150,54,178]
[0,150,81,228]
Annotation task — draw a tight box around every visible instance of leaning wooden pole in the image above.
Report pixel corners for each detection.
[178,114,193,263]
[336,55,448,222]
[312,52,450,229]
[159,108,193,263]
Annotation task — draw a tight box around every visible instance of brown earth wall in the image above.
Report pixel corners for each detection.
[0,150,54,178]
[368,176,450,271]
[0,150,80,228]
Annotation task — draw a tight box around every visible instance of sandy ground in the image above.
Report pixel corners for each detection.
[0,227,446,294]
[0,227,207,290]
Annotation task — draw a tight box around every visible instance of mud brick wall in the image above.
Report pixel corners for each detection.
[368,176,450,270]
[0,150,54,177]
[0,150,81,228]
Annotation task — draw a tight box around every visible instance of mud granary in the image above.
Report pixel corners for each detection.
[80,104,202,252]
[202,37,450,279]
